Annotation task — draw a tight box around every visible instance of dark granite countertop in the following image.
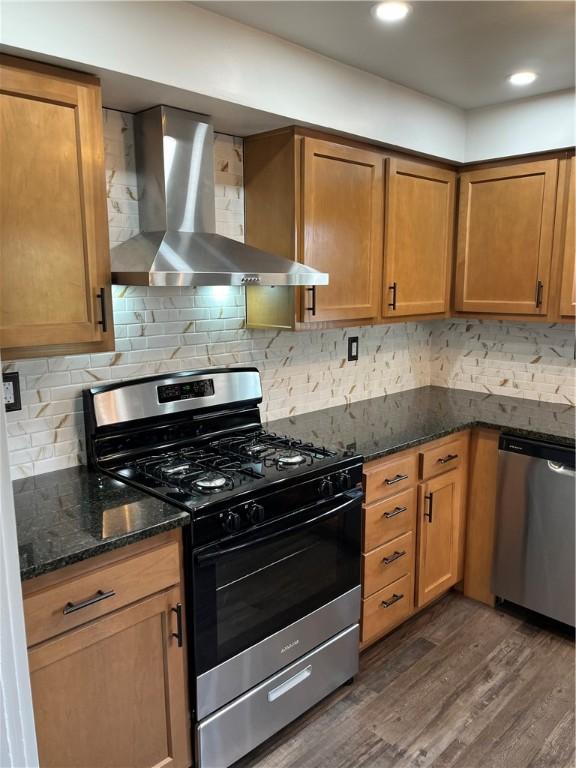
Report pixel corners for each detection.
[14,466,189,581]
[267,386,575,462]
[15,386,574,582]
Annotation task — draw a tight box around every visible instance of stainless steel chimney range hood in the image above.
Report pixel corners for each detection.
[110,106,328,288]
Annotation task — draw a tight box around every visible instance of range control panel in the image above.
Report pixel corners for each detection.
[157,379,215,403]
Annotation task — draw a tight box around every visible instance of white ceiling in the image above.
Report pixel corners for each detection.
[195,1,575,109]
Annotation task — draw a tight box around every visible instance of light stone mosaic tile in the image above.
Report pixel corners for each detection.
[4,110,574,479]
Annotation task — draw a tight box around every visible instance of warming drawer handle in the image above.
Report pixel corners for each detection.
[437,453,458,465]
[385,473,409,486]
[381,593,404,609]
[267,665,312,702]
[382,550,406,566]
[63,589,116,615]
[383,505,407,519]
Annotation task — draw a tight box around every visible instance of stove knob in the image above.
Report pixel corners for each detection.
[338,472,352,491]
[320,478,334,498]
[247,503,265,525]
[222,511,242,533]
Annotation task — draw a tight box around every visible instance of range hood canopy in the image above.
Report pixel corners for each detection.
[110,106,328,288]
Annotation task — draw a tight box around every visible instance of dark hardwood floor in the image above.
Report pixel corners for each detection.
[236,594,575,768]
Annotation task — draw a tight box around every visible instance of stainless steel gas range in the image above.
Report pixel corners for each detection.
[83,368,362,768]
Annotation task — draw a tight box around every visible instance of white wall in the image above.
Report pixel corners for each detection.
[0,352,38,767]
[466,89,576,161]
[1,0,466,160]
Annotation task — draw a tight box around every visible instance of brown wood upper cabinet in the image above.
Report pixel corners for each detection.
[244,129,384,327]
[301,138,384,322]
[0,55,113,356]
[382,158,455,317]
[559,156,575,318]
[454,159,559,316]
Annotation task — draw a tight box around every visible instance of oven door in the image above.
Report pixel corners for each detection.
[193,489,361,719]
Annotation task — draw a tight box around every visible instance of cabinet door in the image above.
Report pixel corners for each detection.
[29,588,190,768]
[0,55,113,351]
[455,160,558,315]
[382,159,454,317]
[416,469,464,608]
[559,157,575,318]
[301,138,384,322]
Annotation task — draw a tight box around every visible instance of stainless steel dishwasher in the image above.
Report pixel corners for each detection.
[493,434,575,627]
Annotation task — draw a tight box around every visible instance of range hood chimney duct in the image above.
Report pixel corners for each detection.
[110,106,328,288]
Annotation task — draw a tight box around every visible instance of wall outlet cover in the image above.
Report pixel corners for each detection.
[347,337,359,362]
[3,371,22,412]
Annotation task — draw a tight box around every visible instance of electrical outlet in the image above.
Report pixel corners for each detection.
[3,371,22,412]
[347,336,359,361]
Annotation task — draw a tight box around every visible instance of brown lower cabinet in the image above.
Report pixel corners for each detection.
[361,432,469,647]
[22,531,190,768]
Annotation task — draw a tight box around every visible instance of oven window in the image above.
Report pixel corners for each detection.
[193,500,360,674]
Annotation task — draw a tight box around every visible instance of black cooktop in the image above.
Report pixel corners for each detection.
[112,428,342,511]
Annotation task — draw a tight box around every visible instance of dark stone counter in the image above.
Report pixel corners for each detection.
[14,466,189,581]
[15,386,574,581]
[267,386,575,462]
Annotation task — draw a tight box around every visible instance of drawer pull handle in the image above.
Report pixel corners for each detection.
[268,665,312,702]
[381,593,404,609]
[382,550,406,565]
[63,589,115,615]
[171,602,183,647]
[383,505,407,519]
[385,473,408,486]
[437,453,458,465]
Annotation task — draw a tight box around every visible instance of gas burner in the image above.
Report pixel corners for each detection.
[160,461,192,476]
[194,472,230,491]
[276,451,307,467]
[245,443,269,457]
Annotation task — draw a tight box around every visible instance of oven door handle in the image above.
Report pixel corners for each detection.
[196,490,362,563]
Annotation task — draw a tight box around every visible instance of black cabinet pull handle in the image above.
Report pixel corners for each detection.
[535,280,544,308]
[424,492,433,523]
[385,473,408,486]
[305,286,316,316]
[388,282,397,310]
[381,593,404,609]
[63,589,115,615]
[382,550,406,565]
[383,505,407,519]
[437,453,458,465]
[97,288,108,332]
[172,602,183,647]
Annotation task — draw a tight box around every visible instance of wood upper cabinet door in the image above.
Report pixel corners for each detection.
[455,159,559,315]
[416,469,464,608]
[382,159,455,317]
[29,587,190,768]
[559,157,576,317]
[0,55,113,353]
[300,138,384,322]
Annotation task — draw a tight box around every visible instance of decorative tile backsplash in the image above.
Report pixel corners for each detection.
[4,110,575,479]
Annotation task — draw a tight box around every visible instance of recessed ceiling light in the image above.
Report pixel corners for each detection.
[508,71,538,86]
[373,2,411,23]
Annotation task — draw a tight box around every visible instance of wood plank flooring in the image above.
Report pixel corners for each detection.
[236,594,575,768]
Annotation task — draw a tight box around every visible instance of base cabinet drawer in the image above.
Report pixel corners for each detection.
[363,531,414,597]
[364,488,417,551]
[364,453,418,504]
[419,436,466,480]
[361,574,414,644]
[24,541,181,646]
